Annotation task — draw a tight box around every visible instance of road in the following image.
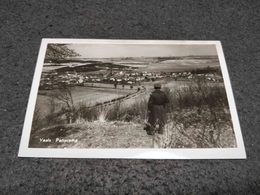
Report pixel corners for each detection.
[86,85,147,109]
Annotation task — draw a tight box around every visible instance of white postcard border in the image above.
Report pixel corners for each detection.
[18,39,246,159]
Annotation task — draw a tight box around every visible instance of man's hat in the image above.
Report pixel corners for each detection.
[154,83,161,89]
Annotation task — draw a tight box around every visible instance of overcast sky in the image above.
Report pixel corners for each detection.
[67,44,217,58]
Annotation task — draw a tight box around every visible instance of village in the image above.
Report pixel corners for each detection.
[39,66,223,90]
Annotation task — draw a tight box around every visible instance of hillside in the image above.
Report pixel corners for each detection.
[29,121,153,148]
[29,108,236,149]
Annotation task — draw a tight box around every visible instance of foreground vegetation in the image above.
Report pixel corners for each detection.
[30,79,236,148]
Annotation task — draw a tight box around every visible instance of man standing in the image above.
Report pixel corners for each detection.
[145,83,169,135]
[114,80,118,89]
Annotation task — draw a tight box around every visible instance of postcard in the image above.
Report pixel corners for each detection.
[18,39,246,159]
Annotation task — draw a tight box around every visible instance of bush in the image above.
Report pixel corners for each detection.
[105,79,227,123]
[75,103,98,122]
[163,79,229,111]
[106,98,148,123]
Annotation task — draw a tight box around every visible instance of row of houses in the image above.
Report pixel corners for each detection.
[39,69,223,90]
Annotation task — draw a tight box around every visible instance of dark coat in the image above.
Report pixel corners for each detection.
[147,89,169,132]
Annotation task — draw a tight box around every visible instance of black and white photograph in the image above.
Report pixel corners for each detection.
[3,0,259,193]
[18,39,246,159]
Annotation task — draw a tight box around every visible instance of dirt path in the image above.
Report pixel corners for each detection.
[29,121,153,148]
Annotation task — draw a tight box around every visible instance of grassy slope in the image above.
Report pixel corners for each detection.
[30,121,153,148]
[29,114,236,149]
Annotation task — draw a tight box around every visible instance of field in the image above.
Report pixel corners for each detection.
[36,85,135,118]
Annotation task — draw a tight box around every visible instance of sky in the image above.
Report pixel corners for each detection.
[67,44,217,58]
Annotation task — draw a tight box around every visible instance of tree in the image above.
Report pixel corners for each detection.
[51,84,76,124]
[45,44,79,61]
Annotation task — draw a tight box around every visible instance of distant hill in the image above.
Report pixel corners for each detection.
[55,62,134,73]
[44,55,220,73]
[46,55,218,64]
